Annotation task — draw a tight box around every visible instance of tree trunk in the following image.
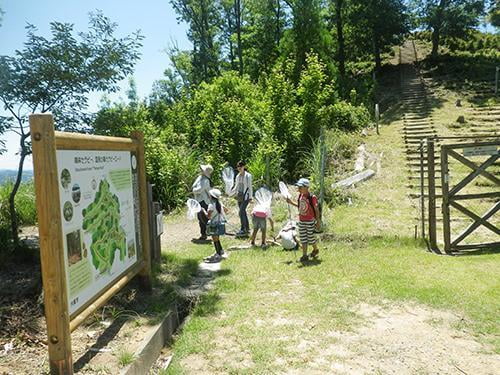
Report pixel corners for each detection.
[431,0,448,59]
[335,0,345,78]
[373,34,381,71]
[9,136,29,248]
[275,0,282,46]
[235,0,243,75]
[431,27,440,58]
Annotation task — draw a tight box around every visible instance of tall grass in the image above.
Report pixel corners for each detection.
[0,180,37,256]
[0,180,37,226]
[298,130,361,206]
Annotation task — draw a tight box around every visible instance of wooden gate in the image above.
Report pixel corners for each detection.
[440,140,500,253]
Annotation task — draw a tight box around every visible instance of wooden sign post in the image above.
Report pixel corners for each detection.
[30,114,152,374]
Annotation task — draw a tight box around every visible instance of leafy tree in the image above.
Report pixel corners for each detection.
[332,0,346,78]
[284,0,333,81]
[488,0,500,27]
[172,71,270,169]
[412,0,486,58]
[0,12,143,247]
[297,53,335,141]
[349,0,408,71]
[264,62,302,173]
[170,0,222,83]
[243,0,287,79]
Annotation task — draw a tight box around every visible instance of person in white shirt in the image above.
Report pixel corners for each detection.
[275,221,298,250]
[192,164,213,240]
[232,160,253,236]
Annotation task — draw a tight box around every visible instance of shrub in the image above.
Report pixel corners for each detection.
[326,101,370,131]
[265,65,303,175]
[145,138,199,211]
[93,103,199,210]
[178,71,270,169]
[247,135,284,190]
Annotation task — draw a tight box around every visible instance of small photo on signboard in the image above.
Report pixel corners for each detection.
[72,184,81,203]
[61,168,71,189]
[63,201,74,222]
[67,230,83,266]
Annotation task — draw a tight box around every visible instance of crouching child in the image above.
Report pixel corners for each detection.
[275,221,299,251]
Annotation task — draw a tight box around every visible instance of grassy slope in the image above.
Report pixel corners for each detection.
[161,79,499,374]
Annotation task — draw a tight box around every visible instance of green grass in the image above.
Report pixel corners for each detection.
[164,235,499,374]
[0,180,37,226]
[116,347,136,367]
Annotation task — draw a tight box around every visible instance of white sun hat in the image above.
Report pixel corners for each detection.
[209,188,222,199]
[200,164,214,175]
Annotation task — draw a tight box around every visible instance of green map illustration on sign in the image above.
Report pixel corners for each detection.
[82,180,127,274]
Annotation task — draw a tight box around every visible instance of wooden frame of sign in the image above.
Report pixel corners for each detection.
[30,114,152,374]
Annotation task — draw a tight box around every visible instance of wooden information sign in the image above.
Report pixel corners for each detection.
[30,114,152,374]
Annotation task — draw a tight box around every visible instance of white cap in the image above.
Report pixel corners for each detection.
[295,178,310,187]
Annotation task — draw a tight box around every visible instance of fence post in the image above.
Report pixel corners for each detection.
[495,66,499,96]
[375,103,380,135]
[440,146,452,254]
[427,138,437,251]
[419,140,425,239]
[318,127,326,223]
[265,154,270,187]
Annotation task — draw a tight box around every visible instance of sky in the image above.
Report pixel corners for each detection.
[0,0,189,170]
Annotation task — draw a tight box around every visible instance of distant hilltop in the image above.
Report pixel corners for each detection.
[0,170,34,185]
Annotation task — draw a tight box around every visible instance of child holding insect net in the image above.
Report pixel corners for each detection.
[286,178,321,262]
[204,189,228,263]
[249,187,273,249]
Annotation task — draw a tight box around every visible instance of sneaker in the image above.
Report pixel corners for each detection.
[204,254,222,263]
[299,255,309,262]
[261,244,269,250]
[310,249,319,258]
[203,252,217,260]
[220,252,228,259]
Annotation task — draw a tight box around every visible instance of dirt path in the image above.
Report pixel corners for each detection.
[179,301,499,374]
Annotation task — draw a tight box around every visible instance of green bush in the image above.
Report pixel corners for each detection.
[326,101,371,131]
[145,139,199,210]
[247,135,284,190]
[93,103,200,210]
[176,71,270,169]
[0,180,37,226]
[0,180,37,256]
[264,65,303,175]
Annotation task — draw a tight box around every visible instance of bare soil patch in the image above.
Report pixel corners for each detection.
[177,302,499,374]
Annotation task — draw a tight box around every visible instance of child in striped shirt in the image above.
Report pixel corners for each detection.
[286,178,321,262]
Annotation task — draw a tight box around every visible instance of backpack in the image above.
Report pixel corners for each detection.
[298,193,321,219]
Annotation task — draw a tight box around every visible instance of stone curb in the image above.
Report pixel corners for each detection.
[120,308,180,375]
[120,261,220,374]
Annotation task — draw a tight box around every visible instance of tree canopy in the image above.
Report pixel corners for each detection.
[411,0,486,58]
[0,11,143,245]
